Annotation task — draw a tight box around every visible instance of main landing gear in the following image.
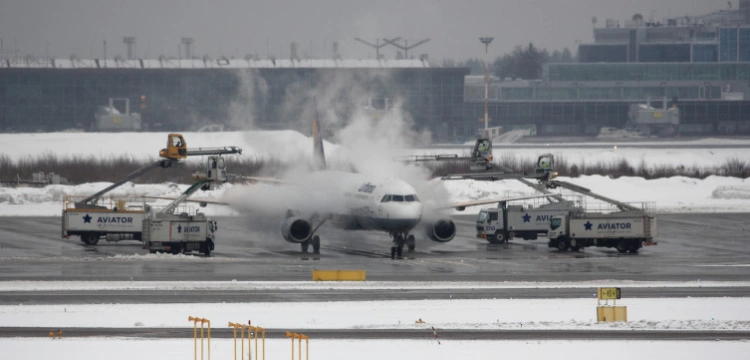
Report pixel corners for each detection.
[390,233,416,259]
[300,215,328,255]
[300,235,321,254]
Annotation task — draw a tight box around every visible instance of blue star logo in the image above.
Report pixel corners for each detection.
[177,225,182,233]
[522,213,531,223]
[83,214,92,223]
[584,221,593,231]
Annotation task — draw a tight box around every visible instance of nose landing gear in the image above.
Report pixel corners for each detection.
[390,233,415,259]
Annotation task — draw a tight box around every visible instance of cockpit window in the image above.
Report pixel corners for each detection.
[383,194,420,203]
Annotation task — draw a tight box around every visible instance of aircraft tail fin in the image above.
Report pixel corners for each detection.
[312,98,327,171]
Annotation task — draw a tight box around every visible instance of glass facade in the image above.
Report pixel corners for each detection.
[579,45,628,63]
[0,67,469,138]
[693,44,718,62]
[460,100,750,137]
[720,27,739,62]
[638,44,691,62]
[546,63,750,82]
[494,84,722,101]
[740,28,750,62]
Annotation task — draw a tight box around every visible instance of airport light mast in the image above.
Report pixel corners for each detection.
[479,37,494,131]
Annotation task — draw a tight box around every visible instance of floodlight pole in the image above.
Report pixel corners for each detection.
[382,38,430,59]
[480,37,494,130]
[354,37,401,59]
[182,38,194,59]
[123,37,136,60]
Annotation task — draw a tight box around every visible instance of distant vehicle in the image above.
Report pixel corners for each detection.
[625,97,679,137]
[94,98,142,132]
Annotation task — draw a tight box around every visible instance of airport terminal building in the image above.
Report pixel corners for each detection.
[461,1,750,138]
[0,59,468,140]
[2,3,750,140]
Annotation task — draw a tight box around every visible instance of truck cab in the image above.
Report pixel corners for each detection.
[476,204,533,244]
[159,133,188,160]
[470,137,493,171]
[534,153,557,182]
[476,208,502,241]
[547,214,567,241]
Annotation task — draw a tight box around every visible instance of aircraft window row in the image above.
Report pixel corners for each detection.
[381,194,420,203]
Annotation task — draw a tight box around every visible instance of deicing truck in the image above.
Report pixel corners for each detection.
[142,156,227,255]
[62,133,241,245]
[142,212,218,255]
[544,179,657,253]
[476,200,582,243]
[62,200,148,245]
[547,211,657,253]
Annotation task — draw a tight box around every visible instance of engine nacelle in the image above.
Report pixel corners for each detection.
[280,217,312,243]
[424,219,456,243]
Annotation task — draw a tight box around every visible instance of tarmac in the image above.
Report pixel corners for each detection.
[1,213,749,340]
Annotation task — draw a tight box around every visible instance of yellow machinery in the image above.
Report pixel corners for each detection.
[159,133,242,160]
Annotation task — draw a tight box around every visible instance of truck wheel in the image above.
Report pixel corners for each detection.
[82,234,99,245]
[170,244,183,255]
[406,235,416,252]
[628,241,641,254]
[570,239,582,252]
[616,240,629,253]
[202,240,214,256]
[311,235,321,254]
[556,239,569,251]
[494,231,506,243]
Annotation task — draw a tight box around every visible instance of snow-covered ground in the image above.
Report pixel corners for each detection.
[3,281,750,359]
[3,280,750,359]
[1,286,749,331]
[2,174,750,216]
[2,131,750,358]
[2,130,750,215]
[2,131,749,168]
[0,131,339,163]
[5,339,749,360]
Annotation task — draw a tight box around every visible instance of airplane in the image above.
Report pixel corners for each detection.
[258,108,456,259]
[239,104,553,259]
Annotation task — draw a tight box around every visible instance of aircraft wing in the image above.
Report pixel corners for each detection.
[229,175,291,185]
[144,196,230,206]
[396,154,469,163]
[441,171,523,181]
[443,194,554,211]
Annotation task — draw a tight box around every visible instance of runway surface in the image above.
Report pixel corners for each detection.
[0,213,748,283]
[2,327,748,341]
[1,213,749,342]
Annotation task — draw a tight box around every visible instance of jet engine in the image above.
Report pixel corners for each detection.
[280,217,312,243]
[424,219,456,243]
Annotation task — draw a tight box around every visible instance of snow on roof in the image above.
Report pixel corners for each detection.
[2,58,430,69]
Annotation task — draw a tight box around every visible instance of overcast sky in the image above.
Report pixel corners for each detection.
[0,0,727,62]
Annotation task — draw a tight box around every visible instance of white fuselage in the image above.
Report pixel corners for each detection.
[305,170,423,234]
